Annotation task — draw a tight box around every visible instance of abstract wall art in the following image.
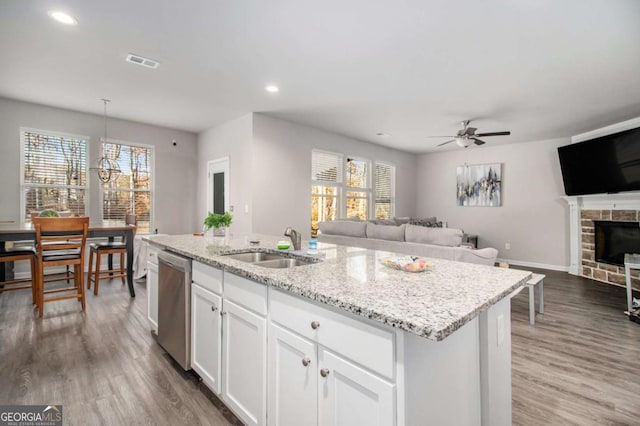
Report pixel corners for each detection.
[456,163,502,207]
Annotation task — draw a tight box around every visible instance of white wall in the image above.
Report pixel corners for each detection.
[196,114,253,236]
[416,138,570,270]
[251,114,417,239]
[0,97,198,234]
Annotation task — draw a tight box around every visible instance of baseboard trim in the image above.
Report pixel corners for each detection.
[496,258,569,272]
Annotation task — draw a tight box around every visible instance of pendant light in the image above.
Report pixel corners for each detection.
[90,99,121,183]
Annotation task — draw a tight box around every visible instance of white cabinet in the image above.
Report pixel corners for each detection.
[268,323,317,426]
[318,348,395,426]
[191,283,222,394]
[269,289,396,426]
[147,260,159,332]
[222,299,266,426]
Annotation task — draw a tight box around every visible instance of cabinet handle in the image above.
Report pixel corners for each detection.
[220,311,227,316]
[302,358,311,367]
[320,368,330,378]
[311,321,320,330]
[211,306,218,312]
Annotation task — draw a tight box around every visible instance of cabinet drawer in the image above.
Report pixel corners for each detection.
[270,289,395,380]
[192,261,223,295]
[224,272,267,316]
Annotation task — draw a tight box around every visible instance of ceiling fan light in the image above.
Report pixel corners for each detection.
[455,137,471,148]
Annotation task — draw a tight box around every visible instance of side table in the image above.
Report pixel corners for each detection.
[623,253,640,314]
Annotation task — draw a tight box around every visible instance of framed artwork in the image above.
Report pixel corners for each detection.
[456,163,502,207]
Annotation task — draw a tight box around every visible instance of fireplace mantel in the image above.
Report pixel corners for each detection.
[563,192,640,275]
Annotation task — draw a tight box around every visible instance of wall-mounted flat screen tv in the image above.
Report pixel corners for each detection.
[558,126,640,196]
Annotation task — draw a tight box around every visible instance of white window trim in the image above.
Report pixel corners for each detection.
[98,138,155,233]
[19,127,91,225]
[373,160,396,219]
[344,155,372,219]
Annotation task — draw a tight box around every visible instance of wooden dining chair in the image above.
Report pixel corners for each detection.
[30,211,74,284]
[0,243,37,304]
[87,215,137,295]
[33,216,89,317]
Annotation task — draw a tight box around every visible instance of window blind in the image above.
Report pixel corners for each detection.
[312,150,342,183]
[22,130,88,220]
[374,163,394,219]
[102,142,152,232]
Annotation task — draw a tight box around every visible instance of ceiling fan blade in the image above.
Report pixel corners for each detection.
[436,139,455,147]
[475,131,511,137]
[463,127,477,136]
[472,138,486,145]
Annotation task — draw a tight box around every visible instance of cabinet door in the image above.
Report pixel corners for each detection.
[147,261,158,332]
[191,283,222,394]
[268,323,317,426]
[318,348,395,426]
[222,299,266,426]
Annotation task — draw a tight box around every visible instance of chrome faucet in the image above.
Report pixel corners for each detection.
[284,227,301,251]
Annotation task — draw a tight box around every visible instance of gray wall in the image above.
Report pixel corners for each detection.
[415,138,570,270]
[196,114,253,236]
[0,97,198,234]
[251,114,417,239]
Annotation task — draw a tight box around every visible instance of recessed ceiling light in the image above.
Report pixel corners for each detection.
[265,85,279,93]
[47,11,78,25]
[376,132,390,137]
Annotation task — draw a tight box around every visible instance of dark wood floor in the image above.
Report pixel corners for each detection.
[1,269,638,425]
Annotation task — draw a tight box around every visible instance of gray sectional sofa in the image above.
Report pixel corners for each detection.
[317,220,498,266]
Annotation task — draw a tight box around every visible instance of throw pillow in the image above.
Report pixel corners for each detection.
[409,217,441,227]
[405,225,463,247]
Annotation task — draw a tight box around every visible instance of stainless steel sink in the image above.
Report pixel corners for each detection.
[222,251,316,268]
[253,258,314,268]
[224,252,286,263]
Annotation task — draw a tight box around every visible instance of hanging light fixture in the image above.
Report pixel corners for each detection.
[90,99,121,183]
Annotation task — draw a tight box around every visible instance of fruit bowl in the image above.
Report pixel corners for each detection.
[380,256,433,273]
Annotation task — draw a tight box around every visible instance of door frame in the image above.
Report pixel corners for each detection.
[207,157,230,216]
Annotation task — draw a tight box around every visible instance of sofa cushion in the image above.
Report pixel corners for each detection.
[318,220,367,238]
[405,224,463,247]
[368,219,398,226]
[366,223,406,241]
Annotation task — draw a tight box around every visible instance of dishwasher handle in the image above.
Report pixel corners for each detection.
[158,251,191,273]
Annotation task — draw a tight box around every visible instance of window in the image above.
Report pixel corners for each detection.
[311,150,396,234]
[374,163,395,219]
[311,150,342,236]
[21,129,88,222]
[101,141,153,233]
[345,157,370,220]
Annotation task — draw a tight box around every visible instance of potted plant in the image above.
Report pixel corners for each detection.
[204,211,233,236]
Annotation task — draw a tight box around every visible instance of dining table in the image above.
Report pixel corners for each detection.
[0,221,137,297]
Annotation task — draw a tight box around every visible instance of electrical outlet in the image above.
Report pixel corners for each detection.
[505,243,511,250]
[497,314,505,346]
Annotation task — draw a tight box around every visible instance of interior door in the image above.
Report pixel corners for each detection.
[208,157,229,215]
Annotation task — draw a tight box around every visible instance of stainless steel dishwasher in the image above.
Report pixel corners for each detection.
[158,250,192,370]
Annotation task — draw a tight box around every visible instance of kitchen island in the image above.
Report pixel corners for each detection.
[146,234,531,426]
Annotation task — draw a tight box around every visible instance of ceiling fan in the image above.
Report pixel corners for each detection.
[429,120,511,148]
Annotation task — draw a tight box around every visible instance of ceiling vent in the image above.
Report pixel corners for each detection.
[126,53,160,69]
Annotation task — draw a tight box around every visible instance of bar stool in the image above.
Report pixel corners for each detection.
[0,244,37,304]
[33,216,89,317]
[87,215,137,295]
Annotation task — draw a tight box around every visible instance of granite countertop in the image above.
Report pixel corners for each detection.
[145,234,531,341]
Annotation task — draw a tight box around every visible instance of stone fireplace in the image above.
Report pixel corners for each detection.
[565,193,640,291]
